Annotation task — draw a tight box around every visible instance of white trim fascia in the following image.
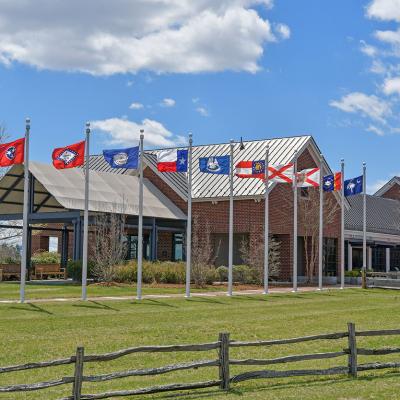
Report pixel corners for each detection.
[345,229,400,245]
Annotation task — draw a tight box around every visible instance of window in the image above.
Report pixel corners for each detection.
[48,237,58,252]
[126,234,151,260]
[323,238,337,276]
[300,187,309,199]
[372,247,385,271]
[173,233,184,261]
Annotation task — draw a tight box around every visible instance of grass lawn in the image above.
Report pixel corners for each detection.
[1,288,400,399]
[0,282,225,300]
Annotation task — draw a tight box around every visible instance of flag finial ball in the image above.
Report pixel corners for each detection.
[25,117,30,124]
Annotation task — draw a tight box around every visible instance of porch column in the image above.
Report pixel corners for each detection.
[61,225,69,269]
[26,226,32,281]
[348,242,353,271]
[368,247,372,270]
[150,218,157,261]
[386,247,391,272]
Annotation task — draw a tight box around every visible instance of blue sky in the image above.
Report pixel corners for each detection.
[0,0,399,192]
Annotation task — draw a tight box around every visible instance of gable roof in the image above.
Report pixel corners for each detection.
[345,194,400,236]
[374,176,400,197]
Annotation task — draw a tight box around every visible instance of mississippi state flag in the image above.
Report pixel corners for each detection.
[323,172,342,192]
[0,138,25,167]
[157,149,188,172]
[52,140,85,169]
[235,160,265,179]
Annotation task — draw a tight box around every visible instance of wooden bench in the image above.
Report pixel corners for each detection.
[33,264,66,280]
[0,264,21,281]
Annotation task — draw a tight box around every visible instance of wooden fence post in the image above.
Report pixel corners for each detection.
[362,270,367,289]
[218,332,230,390]
[72,346,84,400]
[347,322,357,378]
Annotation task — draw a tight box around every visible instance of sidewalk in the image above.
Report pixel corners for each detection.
[0,285,358,304]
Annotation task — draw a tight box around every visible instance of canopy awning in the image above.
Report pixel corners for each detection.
[0,162,186,220]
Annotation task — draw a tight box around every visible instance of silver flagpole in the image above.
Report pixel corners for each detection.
[362,162,367,272]
[340,159,345,289]
[292,150,298,292]
[318,153,323,291]
[20,117,30,303]
[81,122,90,301]
[228,139,234,296]
[263,145,270,294]
[185,133,193,298]
[137,130,144,300]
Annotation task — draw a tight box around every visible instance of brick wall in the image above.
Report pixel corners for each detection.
[380,183,400,201]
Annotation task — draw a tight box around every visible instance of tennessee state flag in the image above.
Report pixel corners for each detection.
[0,138,25,167]
[235,160,265,179]
[157,149,188,172]
[52,140,85,169]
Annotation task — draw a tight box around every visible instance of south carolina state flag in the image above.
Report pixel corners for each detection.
[157,149,188,172]
[0,138,25,167]
[52,140,85,169]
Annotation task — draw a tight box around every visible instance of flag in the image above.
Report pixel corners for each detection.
[0,138,25,167]
[52,140,85,169]
[236,160,265,178]
[199,156,230,175]
[157,149,188,172]
[296,168,320,187]
[267,164,294,183]
[344,175,363,196]
[103,146,139,169]
[323,172,342,192]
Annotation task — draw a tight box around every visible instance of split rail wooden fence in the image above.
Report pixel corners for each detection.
[1,322,400,399]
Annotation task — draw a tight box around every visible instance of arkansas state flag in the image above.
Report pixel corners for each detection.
[157,149,188,172]
[235,160,265,179]
[0,138,25,167]
[52,140,85,169]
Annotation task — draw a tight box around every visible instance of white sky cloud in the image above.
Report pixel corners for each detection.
[330,92,391,123]
[366,124,385,136]
[383,77,400,94]
[129,102,144,110]
[366,0,400,22]
[161,98,176,107]
[274,23,291,40]
[196,107,210,117]
[0,0,289,75]
[91,117,186,147]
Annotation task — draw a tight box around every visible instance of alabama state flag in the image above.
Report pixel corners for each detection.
[0,138,25,167]
[52,140,85,169]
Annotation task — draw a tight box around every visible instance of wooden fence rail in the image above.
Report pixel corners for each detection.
[1,322,400,399]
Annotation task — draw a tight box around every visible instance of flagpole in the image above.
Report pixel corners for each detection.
[340,159,345,289]
[185,133,193,298]
[228,139,234,296]
[362,162,367,272]
[292,150,298,292]
[137,130,144,300]
[81,122,90,301]
[318,153,323,291]
[263,145,270,294]
[20,117,30,303]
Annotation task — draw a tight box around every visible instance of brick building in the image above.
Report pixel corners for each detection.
[0,135,344,281]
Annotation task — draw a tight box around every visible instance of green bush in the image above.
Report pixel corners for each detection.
[216,266,228,282]
[67,260,95,282]
[233,265,254,284]
[32,251,60,264]
[345,269,361,278]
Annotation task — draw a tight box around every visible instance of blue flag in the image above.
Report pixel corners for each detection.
[103,146,139,169]
[344,175,363,196]
[199,156,230,175]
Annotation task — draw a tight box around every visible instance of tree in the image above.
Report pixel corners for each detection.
[239,233,281,283]
[91,212,127,284]
[298,187,339,283]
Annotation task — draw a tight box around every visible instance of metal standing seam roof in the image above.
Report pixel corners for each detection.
[0,162,186,220]
[345,194,400,236]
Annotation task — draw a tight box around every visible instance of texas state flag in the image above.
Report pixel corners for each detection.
[0,137,25,167]
[157,149,188,172]
[52,140,85,169]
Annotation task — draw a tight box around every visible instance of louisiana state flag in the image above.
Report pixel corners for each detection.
[323,172,342,192]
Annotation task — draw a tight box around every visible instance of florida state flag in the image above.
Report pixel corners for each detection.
[52,140,85,169]
[0,138,25,167]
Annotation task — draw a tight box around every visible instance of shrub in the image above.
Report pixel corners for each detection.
[67,260,95,282]
[233,265,254,284]
[216,266,228,282]
[345,269,361,278]
[32,251,60,264]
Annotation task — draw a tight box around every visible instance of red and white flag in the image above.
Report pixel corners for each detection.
[235,160,265,179]
[52,140,85,169]
[0,138,25,167]
[296,168,320,187]
[267,163,294,183]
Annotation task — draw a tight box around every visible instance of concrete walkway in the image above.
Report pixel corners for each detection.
[0,285,358,304]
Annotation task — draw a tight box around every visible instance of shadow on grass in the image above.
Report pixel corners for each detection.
[129,299,179,308]
[72,301,120,311]
[7,303,54,315]
[186,297,225,305]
